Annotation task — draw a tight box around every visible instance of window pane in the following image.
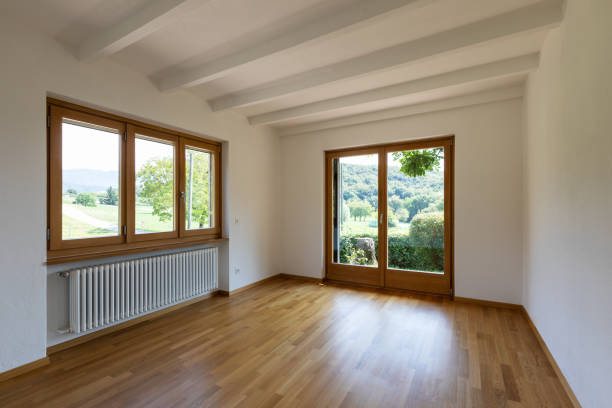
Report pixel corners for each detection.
[62,120,120,240]
[332,154,378,267]
[185,147,213,230]
[387,147,444,273]
[135,136,175,233]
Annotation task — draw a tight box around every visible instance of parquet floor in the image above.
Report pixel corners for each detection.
[0,277,573,407]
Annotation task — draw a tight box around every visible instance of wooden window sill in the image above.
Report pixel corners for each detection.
[46,236,228,265]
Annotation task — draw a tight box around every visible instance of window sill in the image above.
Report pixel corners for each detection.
[46,236,228,265]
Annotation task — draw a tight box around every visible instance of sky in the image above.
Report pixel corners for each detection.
[339,150,445,168]
[62,122,173,172]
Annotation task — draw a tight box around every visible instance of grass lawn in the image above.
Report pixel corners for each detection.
[62,214,116,239]
[62,194,173,235]
[135,203,173,233]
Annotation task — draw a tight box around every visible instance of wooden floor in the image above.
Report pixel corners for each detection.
[0,277,573,408]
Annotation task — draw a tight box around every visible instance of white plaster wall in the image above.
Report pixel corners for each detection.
[0,17,280,372]
[522,1,612,407]
[280,98,524,304]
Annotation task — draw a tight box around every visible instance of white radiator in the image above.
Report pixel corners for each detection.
[67,247,218,334]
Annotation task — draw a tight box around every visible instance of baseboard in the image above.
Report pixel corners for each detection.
[220,274,282,296]
[454,296,523,310]
[47,290,220,355]
[278,273,323,283]
[0,356,50,383]
[520,306,582,408]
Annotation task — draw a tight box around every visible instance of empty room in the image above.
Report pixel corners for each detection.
[0,0,610,407]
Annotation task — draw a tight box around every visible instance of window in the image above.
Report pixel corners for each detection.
[48,99,222,263]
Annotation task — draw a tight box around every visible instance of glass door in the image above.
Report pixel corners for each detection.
[383,138,452,295]
[325,137,453,295]
[326,148,384,286]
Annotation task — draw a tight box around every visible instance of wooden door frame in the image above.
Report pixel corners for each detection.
[324,135,455,297]
[325,146,384,286]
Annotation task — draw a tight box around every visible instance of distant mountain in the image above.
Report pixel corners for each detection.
[63,169,119,193]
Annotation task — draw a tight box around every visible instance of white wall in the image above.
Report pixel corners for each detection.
[280,98,524,303]
[523,1,612,407]
[0,17,281,373]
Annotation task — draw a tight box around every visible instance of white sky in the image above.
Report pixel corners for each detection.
[62,122,173,171]
[62,123,119,171]
[339,150,445,168]
[135,137,173,170]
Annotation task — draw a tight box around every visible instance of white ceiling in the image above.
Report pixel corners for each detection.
[2,0,563,135]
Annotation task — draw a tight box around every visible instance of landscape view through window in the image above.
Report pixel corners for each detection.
[335,148,444,273]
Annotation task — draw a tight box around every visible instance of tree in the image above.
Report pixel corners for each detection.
[136,153,211,227]
[137,158,175,222]
[74,193,97,207]
[349,200,373,221]
[185,151,211,228]
[392,148,443,177]
[99,186,118,205]
[404,194,434,222]
[66,188,77,196]
[388,195,403,213]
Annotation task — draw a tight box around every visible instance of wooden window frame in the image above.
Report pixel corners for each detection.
[324,135,454,296]
[179,138,221,239]
[47,98,224,264]
[127,125,180,243]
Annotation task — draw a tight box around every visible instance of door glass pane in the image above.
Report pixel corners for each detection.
[135,136,175,233]
[387,147,444,273]
[62,120,120,239]
[185,147,213,230]
[332,154,378,267]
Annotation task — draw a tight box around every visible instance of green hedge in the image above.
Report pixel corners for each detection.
[340,212,444,272]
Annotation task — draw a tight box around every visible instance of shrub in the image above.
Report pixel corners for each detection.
[74,193,97,207]
[344,242,369,265]
[339,211,444,272]
[409,212,444,272]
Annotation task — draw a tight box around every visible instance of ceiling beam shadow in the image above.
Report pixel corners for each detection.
[210,0,562,112]
[157,0,438,92]
[78,0,206,62]
[249,53,538,125]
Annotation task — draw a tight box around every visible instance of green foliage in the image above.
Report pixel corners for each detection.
[137,158,174,222]
[387,211,398,228]
[424,199,444,213]
[339,162,443,215]
[344,242,369,265]
[341,202,350,223]
[185,151,211,228]
[74,193,97,207]
[66,188,78,196]
[392,148,443,177]
[349,200,373,221]
[409,212,444,272]
[388,195,403,213]
[99,186,118,206]
[395,208,410,222]
[404,194,435,221]
[339,212,444,272]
